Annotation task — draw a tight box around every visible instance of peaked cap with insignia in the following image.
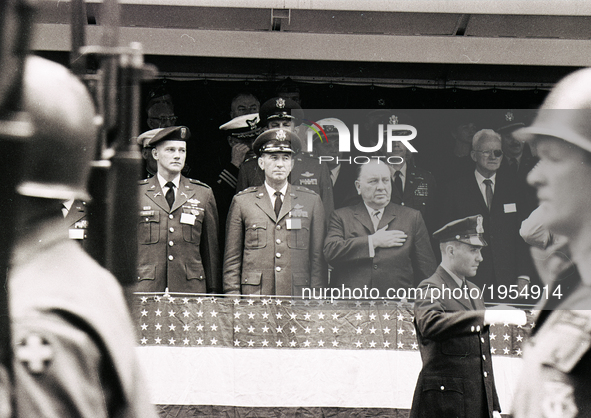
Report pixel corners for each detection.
[259,97,304,125]
[433,214,487,247]
[252,128,302,157]
[219,113,263,140]
[144,125,191,147]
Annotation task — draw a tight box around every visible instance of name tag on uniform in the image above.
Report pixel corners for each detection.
[286,218,301,230]
[69,229,85,240]
[504,203,517,213]
[180,213,196,225]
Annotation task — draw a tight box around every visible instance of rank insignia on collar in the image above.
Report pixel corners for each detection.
[389,115,399,125]
[180,192,188,198]
[276,98,285,109]
[154,192,162,197]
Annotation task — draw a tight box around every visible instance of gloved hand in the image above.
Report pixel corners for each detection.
[484,305,527,326]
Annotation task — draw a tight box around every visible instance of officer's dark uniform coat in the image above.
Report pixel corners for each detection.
[223,184,327,296]
[137,175,220,293]
[324,202,436,293]
[410,266,500,418]
[389,164,437,233]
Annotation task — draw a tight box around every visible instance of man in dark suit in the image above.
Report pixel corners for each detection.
[410,215,526,418]
[136,126,221,293]
[324,160,436,295]
[224,128,327,296]
[440,129,534,301]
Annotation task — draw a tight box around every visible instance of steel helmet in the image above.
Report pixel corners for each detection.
[17,56,98,200]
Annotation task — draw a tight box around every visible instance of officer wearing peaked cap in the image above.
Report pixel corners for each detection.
[137,125,221,293]
[411,214,525,418]
[236,99,335,218]
[224,128,327,296]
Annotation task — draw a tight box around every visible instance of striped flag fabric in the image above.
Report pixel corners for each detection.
[134,294,533,417]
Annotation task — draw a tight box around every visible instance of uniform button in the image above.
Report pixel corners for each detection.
[168,255,173,261]
[169,227,174,233]
[276,253,281,258]
[145,218,149,221]
[481,337,485,344]
[484,372,488,378]
[440,386,445,391]
[169,214,173,219]
[373,265,378,270]
[471,326,475,332]
[476,325,481,332]
[276,239,281,244]
[482,355,486,361]
[276,266,281,272]
[169,241,174,247]
[276,225,281,230]
[401,202,405,205]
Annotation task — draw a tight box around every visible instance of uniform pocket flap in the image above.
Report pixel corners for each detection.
[241,271,262,286]
[187,263,205,280]
[422,376,464,394]
[137,265,156,281]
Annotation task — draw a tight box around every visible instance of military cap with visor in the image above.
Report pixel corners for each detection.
[252,128,302,157]
[433,215,488,247]
[259,97,304,126]
[219,113,263,141]
[143,125,191,148]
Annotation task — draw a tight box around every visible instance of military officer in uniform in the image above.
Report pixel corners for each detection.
[224,128,327,296]
[10,56,156,417]
[410,215,525,418]
[235,98,334,217]
[511,68,591,418]
[137,125,221,293]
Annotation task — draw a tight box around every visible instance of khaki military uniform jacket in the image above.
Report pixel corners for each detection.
[223,184,327,296]
[137,175,221,293]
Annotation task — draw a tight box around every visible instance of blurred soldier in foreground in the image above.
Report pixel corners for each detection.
[10,56,156,417]
[511,68,591,418]
[411,215,525,418]
[137,126,220,293]
[224,129,327,296]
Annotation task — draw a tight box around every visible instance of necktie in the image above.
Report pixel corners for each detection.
[372,210,382,231]
[507,157,518,175]
[394,171,403,195]
[274,191,283,217]
[483,179,493,210]
[462,279,476,309]
[165,182,175,209]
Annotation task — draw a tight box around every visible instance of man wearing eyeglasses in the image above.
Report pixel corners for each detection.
[439,129,534,302]
[147,101,177,129]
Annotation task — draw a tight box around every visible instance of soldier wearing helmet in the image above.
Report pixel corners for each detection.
[223,128,327,296]
[9,56,157,417]
[510,68,591,418]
